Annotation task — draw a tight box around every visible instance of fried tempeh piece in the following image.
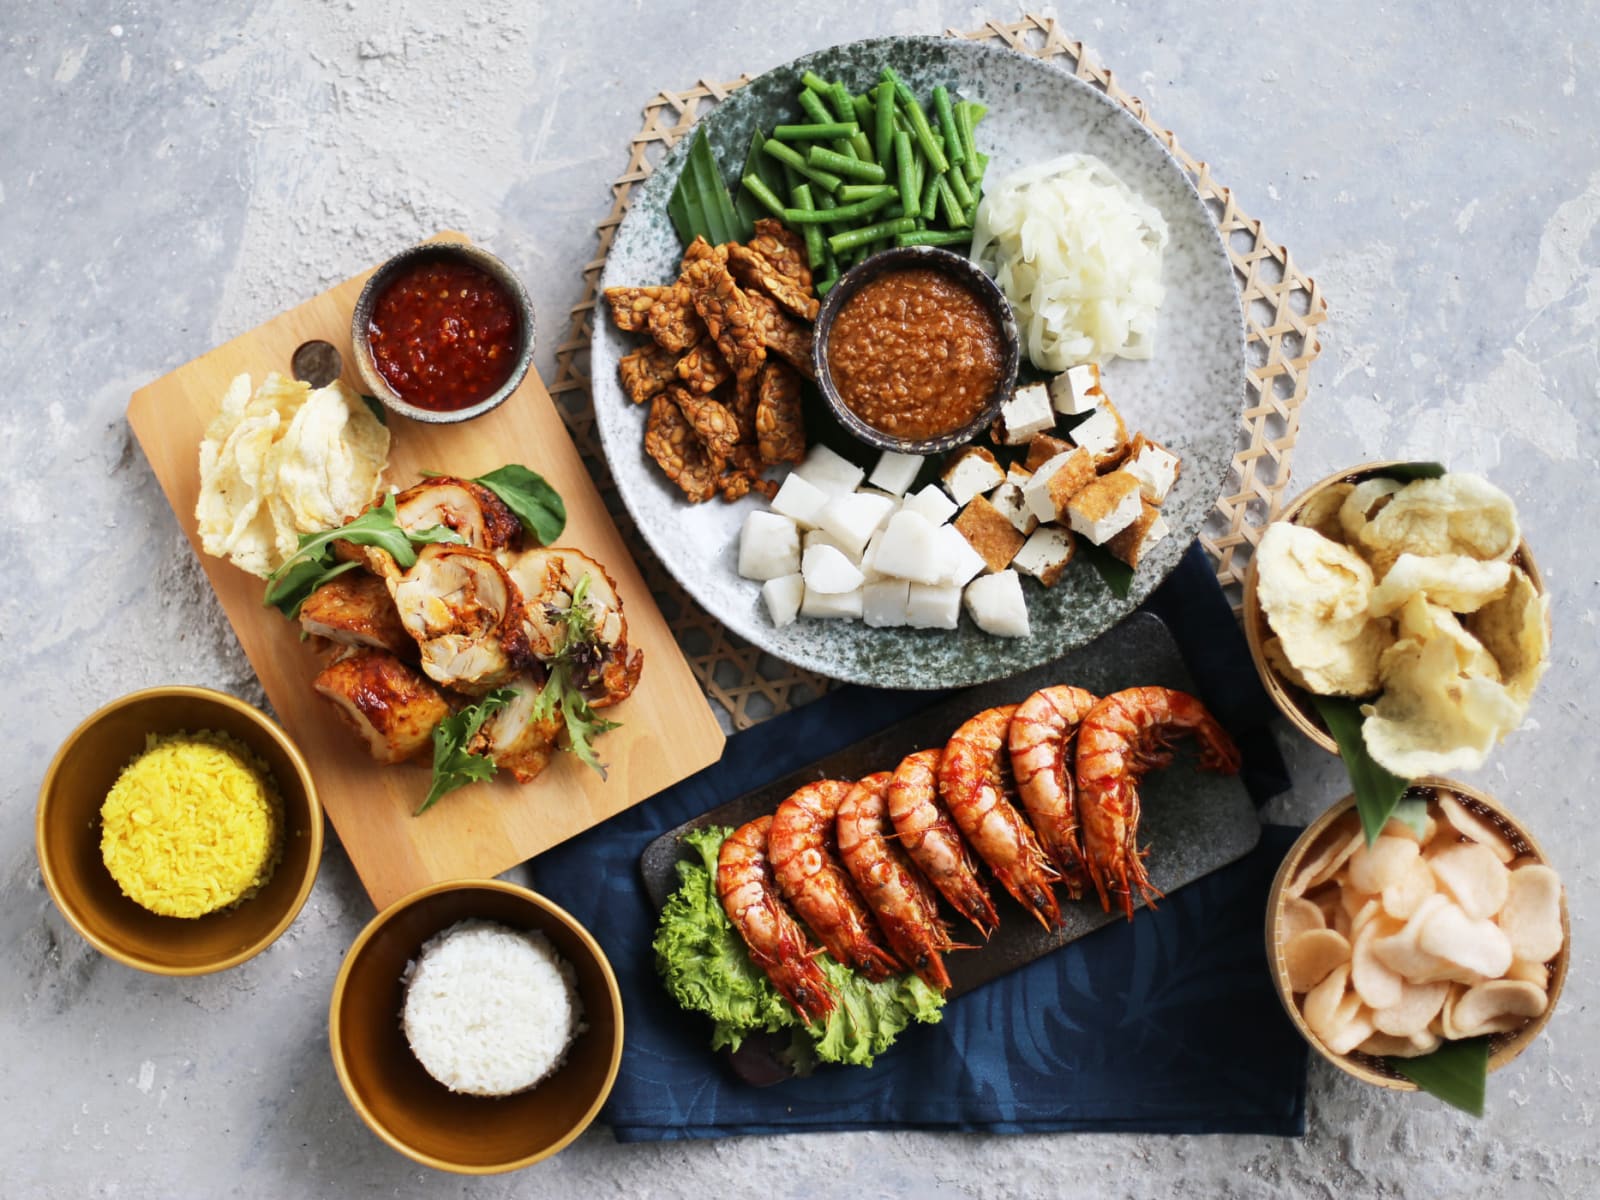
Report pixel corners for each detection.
[682,235,730,268]
[670,384,741,461]
[755,360,806,466]
[749,219,812,289]
[674,339,732,395]
[618,342,681,405]
[745,291,816,379]
[727,243,820,322]
[646,283,706,353]
[603,285,670,333]
[681,256,767,383]
[645,392,722,503]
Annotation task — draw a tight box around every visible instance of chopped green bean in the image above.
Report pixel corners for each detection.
[850,131,874,161]
[919,168,940,222]
[837,183,895,203]
[791,184,826,269]
[965,100,988,122]
[932,86,965,168]
[936,174,967,227]
[815,271,840,296]
[955,101,978,168]
[801,70,833,95]
[966,150,988,190]
[772,121,860,141]
[827,216,918,254]
[874,81,896,168]
[796,87,834,126]
[781,190,896,223]
[898,90,949,175]
[761,138,843,193]
[879,66,915,109]
[807,145,886,183]
[739,174,788,221]
[895,228,973,248]
[947,162,974,209]
[828,82,856,124]
[851,92,873,126]
[894,130,917,215]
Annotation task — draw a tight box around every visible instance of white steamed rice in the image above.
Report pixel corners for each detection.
[401,919,585,1097]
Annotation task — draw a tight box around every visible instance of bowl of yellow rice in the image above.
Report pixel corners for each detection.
[36,686,322,975]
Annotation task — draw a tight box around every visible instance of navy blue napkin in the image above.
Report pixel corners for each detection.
[532,543,1307,1139]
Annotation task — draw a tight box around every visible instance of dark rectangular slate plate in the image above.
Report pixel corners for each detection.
[640,611,1262,1001]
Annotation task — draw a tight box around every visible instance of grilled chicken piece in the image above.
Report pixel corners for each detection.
[392,544,526,694]
[297,572,413,656]
[312,649,451,764]
[501,548,644,709]
[469,672,564,783]
[393,476,523,552]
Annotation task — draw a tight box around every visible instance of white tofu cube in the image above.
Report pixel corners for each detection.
[860,529,886,580]
[1123,441,1181,506]
[1049,363,1104,415]
[936,524,986,588]
[964,570,1031,638]
[803,527,854,557]
[815,491,896,560]
[770,472,829,529]
[737,511,800,581]
[989,482,1039,536]
[1070,407,1124,460]
[802,544,866,594]
[996,382,1055,445]
[1013,525,1076,586]
[1005,463,1033,488]
[801,585,864,620]
[905,582,961,630]
[1022,452,1074,522]
[867,450,924,496]
[862,578,911,628]
[871,511,946,584]
[761,573,805,627]
[901,483,957,527]
[792,443,866,495]
[940,448,1005,507]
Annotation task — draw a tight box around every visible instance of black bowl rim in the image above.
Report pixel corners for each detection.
[810,245,1022,456]
[349,240,537,425]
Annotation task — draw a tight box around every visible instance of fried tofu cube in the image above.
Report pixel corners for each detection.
[1049,362,1104,415]
[954,495,1026,573]
[906,582,961,630]
[941,446,1005,506]
[1066,470,1143,544]
[872,510,946,584]
[996,382,1055,445]
[867,449,924,496]
[862,578,911,628]
[1106,500,1171,568]
[1024,433,1074,472]
[762,573,804,627]
[1122,433,1181,506]
[964,570,1031,637]
[1022,448,1096,523]
[738,511,800,581]
[1070,400,1129,470]
[793,444,866,495]
[1012,525,1077,586]
[800,585,864,620]
[988,481,1039,536]
[770,472,829,529]
[901,483,958,527]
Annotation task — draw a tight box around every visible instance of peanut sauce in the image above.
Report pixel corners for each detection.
[368,259,520,411]
[826,267,1004,440]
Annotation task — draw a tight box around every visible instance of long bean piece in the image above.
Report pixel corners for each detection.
[791,184,826,269]
[932,86,965,168]
[772,122,859,141]
[827,216,918,255]
[874,81,896,168]
[808,145,886,183]
[781,190,896,224]
[893,129,917,215]
[740,174,788,221]
[761,138,844,193]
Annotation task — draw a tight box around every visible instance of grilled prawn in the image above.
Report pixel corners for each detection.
[1007,686,1099,898]
[1075,687,1241,920]
[888,748,998,937]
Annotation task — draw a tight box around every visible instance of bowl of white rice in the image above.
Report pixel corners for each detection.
[329,880,623,1174]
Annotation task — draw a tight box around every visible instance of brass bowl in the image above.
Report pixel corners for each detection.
[1243,460,1545,754]
[35,686,323,975]
[1265,779,1569,1090]
[328,880,624,1175]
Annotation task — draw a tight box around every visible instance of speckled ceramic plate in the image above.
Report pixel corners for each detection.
[594,36,1244,689]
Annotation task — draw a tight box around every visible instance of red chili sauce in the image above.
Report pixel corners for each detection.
[826,267,1004,440]
[367,259,521,411]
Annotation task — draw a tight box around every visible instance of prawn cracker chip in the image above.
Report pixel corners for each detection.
[1293,481,1355,544]
[1465,566,1550,704]
[1359,473,1520,569]
[1361,634,1525,777]
[1338,477,1403,544]
[1368,553,1513,617]
[1394,595,1502,682]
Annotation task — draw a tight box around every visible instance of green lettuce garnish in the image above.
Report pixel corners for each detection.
[653,825,945,1069]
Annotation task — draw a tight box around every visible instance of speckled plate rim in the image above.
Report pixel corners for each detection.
[593,34,1246,688]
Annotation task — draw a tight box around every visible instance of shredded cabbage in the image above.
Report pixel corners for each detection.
[971,154,1168,371]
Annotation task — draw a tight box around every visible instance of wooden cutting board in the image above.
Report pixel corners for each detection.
[127,233,725,911]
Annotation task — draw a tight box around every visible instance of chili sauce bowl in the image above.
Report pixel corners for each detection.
[351,239,536,425]
[812,245,1020,456]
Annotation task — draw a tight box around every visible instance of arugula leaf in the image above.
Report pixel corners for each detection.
[1390,1035,1488,1116]
[529,573,621,777]
[417,688,515,815]
[1309,692,1410,845]
[472,464,566,545]
[261,494,465,618]
[1076,540,1135,598]
[667,128,744,249]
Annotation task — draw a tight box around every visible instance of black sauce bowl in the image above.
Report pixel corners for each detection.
[811,245,1020,456]
[350,240,536,425]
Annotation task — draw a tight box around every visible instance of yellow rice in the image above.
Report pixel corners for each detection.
[99,730,284,919]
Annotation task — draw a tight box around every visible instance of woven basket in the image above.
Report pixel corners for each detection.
[1264,779,1569,1090]
[1242,461,1545,754]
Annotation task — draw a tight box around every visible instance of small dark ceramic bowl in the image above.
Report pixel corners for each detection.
[350,240,536,425]
[812,245,1020,456]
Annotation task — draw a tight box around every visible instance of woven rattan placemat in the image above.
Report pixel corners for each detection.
[550,13,1328,730]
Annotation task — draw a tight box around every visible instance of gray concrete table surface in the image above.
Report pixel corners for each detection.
[3,0,1597,1195]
